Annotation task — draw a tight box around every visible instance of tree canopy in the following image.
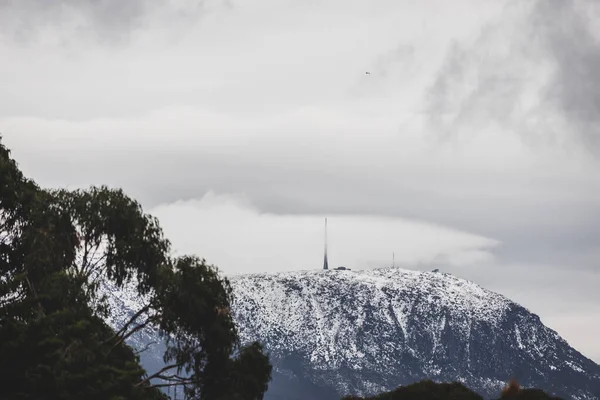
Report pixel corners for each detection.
[341,379,564,400]
[0,138,272,399]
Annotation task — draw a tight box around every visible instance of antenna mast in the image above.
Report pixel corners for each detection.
[393,252,395,268]
[323,218,329,270]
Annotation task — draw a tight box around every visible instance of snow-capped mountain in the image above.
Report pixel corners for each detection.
[102,267,600,400]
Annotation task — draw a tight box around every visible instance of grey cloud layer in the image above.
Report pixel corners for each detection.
[426,0,600,155]
[536,0,600,154]
[4,127,598,276]
[417,0,600,271]
[0,0,220,45]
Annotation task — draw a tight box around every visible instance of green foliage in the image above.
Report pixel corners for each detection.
[159,257,237,385]
[225,342,273,400]
[498,380,563,400]
[0,139,272,399]
[342,380,483,400]
[52,185,171,296]
[0,276,166,400]
[341,380,564,400]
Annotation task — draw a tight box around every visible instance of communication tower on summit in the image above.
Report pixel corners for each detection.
[323,218,329,270]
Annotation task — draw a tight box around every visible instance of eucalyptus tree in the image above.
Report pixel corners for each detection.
[0,138,271,399]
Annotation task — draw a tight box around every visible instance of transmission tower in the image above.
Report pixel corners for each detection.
[323,218,329,270]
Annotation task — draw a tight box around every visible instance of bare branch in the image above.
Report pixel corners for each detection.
[134,341,158,356]
[81,238,90,277]
[147,382,189,389]
[118,305,151,335]
[157,374,189,381]
[111,316,157,350]
[102,304,152,346]
[136,363,180,387]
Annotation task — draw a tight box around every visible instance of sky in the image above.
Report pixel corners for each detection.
[1,0,599,363]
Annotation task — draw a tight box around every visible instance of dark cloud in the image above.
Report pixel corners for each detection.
[533,0,600,154]
[425,0,600,156]
[418,0,600,274]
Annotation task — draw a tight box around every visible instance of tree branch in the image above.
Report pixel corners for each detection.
[111,316,157,350]
[134,340,158,356]
[136,363,180,387]
[103,304,151,345]
[155,373,190,382]
[146,382,189,389]
[80,238,90,278]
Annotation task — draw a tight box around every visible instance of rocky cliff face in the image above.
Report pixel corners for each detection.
[102,267,600,400]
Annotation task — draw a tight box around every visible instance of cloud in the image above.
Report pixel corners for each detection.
[0,0,501,120]
[0,0,224,46]
[425,0,600,156]
[148,191,499,274]
[1,98,598,275]
[0,0,599,363]
[534,0,600,154]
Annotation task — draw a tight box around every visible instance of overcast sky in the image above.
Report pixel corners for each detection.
[1,0,599,363]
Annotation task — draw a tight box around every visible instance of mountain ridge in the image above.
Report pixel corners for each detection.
[101,266,600,400]
[229,267,600,400]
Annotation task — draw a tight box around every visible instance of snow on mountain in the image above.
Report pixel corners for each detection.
[101,267,600,400]
[230,267,600,400]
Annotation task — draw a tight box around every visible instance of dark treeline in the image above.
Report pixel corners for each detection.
[0,137,272,400]
[342,379,563,400]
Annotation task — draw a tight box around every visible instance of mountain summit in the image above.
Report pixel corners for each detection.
[102,267,600,399]
[229,267,600,400]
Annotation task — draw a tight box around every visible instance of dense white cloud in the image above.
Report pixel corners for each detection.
[148,191,499,274]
